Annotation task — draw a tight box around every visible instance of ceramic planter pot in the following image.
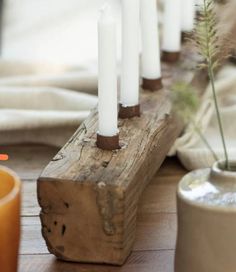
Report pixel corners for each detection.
[175,161,236,272]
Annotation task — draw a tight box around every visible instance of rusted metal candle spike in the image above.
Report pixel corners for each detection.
[142,78,163,91]
[96,133,120,151]
[162,51,180,63]
[118,104,141,119]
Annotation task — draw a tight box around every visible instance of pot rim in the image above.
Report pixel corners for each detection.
[212,160,236,175]
[177,162,236,212]
[210,160,236,186]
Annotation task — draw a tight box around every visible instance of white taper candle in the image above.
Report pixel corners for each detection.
[162,0,181,53]
[120,0,140,107]
[98,4,118,137]
[181,0,195,32]
[140,0,161,80]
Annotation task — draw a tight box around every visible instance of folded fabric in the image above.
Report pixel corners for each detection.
[0,85,97,146]
[171,64,236,170]
[0,60,98,94]
[0,0,103,146]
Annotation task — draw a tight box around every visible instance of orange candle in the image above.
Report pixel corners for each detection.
[0,166,21,272]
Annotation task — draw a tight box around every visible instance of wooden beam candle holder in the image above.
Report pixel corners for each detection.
[37,45,203,265]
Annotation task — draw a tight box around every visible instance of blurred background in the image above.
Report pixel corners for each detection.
[1,0,236,159]
[1,0,122,65]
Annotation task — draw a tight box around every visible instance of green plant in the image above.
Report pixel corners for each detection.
[171,82,219,161]
[193,0,230,169]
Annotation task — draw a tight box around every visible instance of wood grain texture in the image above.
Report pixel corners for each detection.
[2,144,184,272]
[37,46,203,265]
[38,93,181,265]
[20,214,177,255]
[20,156,180,272]
[19,250,175,272]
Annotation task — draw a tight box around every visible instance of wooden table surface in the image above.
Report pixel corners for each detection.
[1,144,187,272]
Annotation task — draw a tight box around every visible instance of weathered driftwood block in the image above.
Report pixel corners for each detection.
[37,47,203,265]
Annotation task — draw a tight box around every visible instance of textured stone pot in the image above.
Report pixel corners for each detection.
[175,161,236,272]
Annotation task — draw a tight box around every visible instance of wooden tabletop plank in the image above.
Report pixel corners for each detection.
[139,177,180,214]
[0,144,58,179]
[22,181,39,216]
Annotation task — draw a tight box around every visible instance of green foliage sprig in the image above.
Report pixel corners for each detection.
[171,82,199,122]
[193,0,230,169]
[195,1,219,70]
[171,82,219,162]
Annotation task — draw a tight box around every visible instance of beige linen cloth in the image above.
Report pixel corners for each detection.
[0,0,125,146]
[170,65,236,170]
[0,66,98,146]
[1,0,236,170]
[0,0,103,146]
